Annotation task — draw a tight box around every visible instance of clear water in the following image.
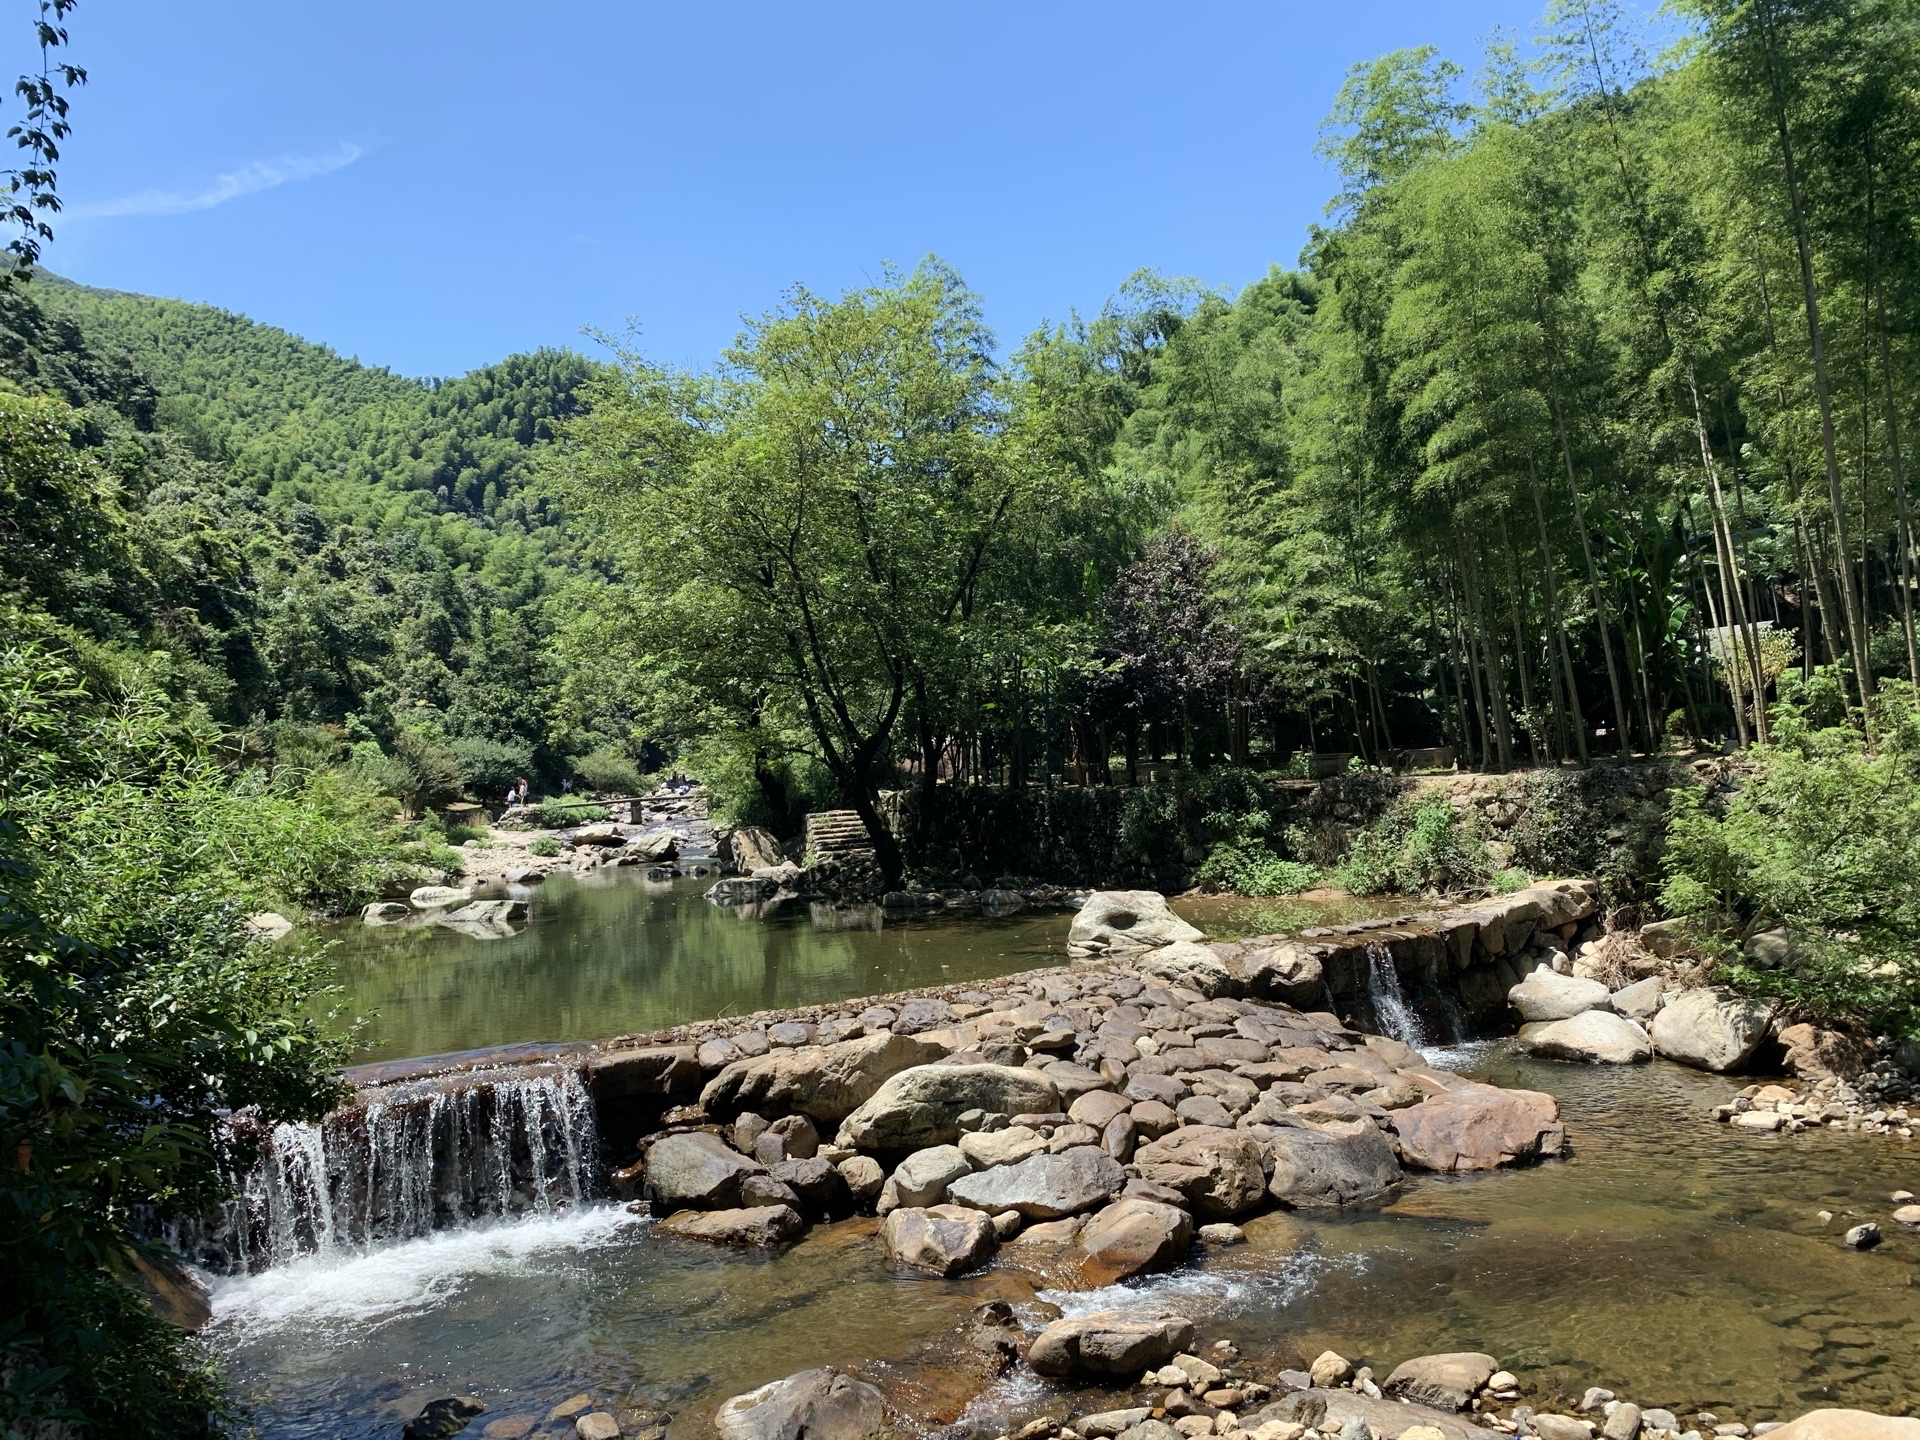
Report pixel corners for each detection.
[326,876,1411,1063]
[327,875,1071,1062]
[208,1041,1920,1438]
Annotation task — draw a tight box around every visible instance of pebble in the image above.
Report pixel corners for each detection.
[1843,1222,1883,1249]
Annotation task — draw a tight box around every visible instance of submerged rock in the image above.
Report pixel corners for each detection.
[403,1397,484,1439]
[713,1366,887,1440]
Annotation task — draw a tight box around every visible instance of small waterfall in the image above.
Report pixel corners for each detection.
[174,1067,601,1275]
[1364,941,1426,1049]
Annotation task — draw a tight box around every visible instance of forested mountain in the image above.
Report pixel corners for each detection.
[0,275,615,787]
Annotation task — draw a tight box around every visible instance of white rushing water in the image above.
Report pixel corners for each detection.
[179,1067,603,1274]
[1364,940,1427,1048]
[207,1203,644,1338]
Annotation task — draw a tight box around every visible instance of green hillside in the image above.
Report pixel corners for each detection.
[1,275,617,782]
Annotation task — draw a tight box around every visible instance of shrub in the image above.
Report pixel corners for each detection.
[1661,670,1920,1036]
[528,835,561,857]
[444,822,487,845]
[426,844,467,874]
[534,799,608,829]
[1336,793,1490,896]
[449,735,533,795]
[572,744,646,796]
[0,637,350,1435]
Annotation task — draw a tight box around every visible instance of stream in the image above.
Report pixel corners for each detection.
[212,874,1920,1437]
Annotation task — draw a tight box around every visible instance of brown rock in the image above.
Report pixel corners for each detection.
[1076,1197,1194,1285]
[1391,1084,1566,1172]
[881,1204,998,1277]
[1027,1308,1196,1377]
[1759,1412,1920,1440]
[1133,1125,1269,1219]
[658,1204,804,1246]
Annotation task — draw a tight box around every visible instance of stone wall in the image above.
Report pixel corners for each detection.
[886,761,1702,900]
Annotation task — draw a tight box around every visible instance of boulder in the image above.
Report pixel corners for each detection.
[728,826,787,873]
[571,823,627,847]
[946,1145,1126,1219]
[1508,966,1610,1022]
[880,1204,998,1277]
[1243,944,1326,1008]
[837,1155,884,1207]
[444,899,528,926]
[767,1157,848,1219]
[1382,1353,1498,1412]
[1391,1084,1566,1172]
[502,866,546,885]
[1777,1022,1871,1083]
[643,1131,765,1210]
[363,901,411,925]
[1026,1308,1197,1378]
[702,1032,951,1124]
[1068,891,1205,955]
[657,1204,804,1246]
[1132,1125,1270,1219]
[1135,941,1236,998]
[1758,1412,1920,1440]
[409,885,471,908]
[710,876,779,905]
[622,831,677,861]
[1609,976,1666,1021]
[1650,988,1774,1072]
[713,1367,887,1440]
[575,1415,619,1440]
[1264,1123,1401,1208]
[245,911,295,940]
[587,1045,700,1099]
[1076,1198,1194,1286]
[959,1125,1047,1170]
[877,1144,972,1213]
[1520,1010,1652,1064]
[836,1064,1060,1151]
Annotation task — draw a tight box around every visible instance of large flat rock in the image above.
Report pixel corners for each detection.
[713,1367,887,1440]
[945,1145,1125,1220]
[700,1031,950,1122]
[1390,1084,1566,1172]
[1520,1009,1652,1064]
[1264,1122,1402,1207]
[836,1064,1061,1151]
[1026,1308,1196,1378]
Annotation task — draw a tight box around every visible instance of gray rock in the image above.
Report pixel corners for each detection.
[880,1203,998,1277]
[1027,1308,1196,1377]
[946,1145,1125,1219]
[1067,891,1205,955]
[1079,1409,1153,1438]
[700,1032,951,1123]
[643,1131,765,1210]
[1265,1123,1402,1207]
[408,885,471,908]
[1650,988,1774,1072]
[1076,1197,1194,1285]
[502,866,546,885]
[1520,1010,1653,1064]
[1509,965,1611,1022]
[362,901,411,925]
[877,1144,972,1213]
[958,1125,1046,1170]
[1136,941,1236,997]
[836,1064,1061,1151]
[1533,1418,1596,1440]
[1605,1404,1644,1440]
[1117,1424,1184,1440]
[766,1157,847,1218]
[1843,1222,1882,1250]
[713,1366,886,1440]
[1610,976,1667,1021]
[1381,1352,1497,1411]
[1132,1125,1270,1219]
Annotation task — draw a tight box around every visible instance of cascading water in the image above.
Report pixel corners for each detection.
[1364,941,1427,1048]
[173,1066,601,1275]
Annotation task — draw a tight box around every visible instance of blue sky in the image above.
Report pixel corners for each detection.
[43,0,1569,379]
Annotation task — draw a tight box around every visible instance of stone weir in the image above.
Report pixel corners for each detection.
[1187,880,1604,1047]
[183,881,1597,1276]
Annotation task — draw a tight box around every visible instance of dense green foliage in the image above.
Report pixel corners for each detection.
[1662,671,1920,1035]
[0,635,355,1437]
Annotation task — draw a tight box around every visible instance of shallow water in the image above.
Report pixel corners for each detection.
[210,1042,1920,1438]
[327,875,1071,1062]
[328,876,1412,1062]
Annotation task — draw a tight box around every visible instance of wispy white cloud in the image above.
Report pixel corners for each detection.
[71,143,366,219]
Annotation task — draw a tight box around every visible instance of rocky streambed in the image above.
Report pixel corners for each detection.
[194,881,1920,1440]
